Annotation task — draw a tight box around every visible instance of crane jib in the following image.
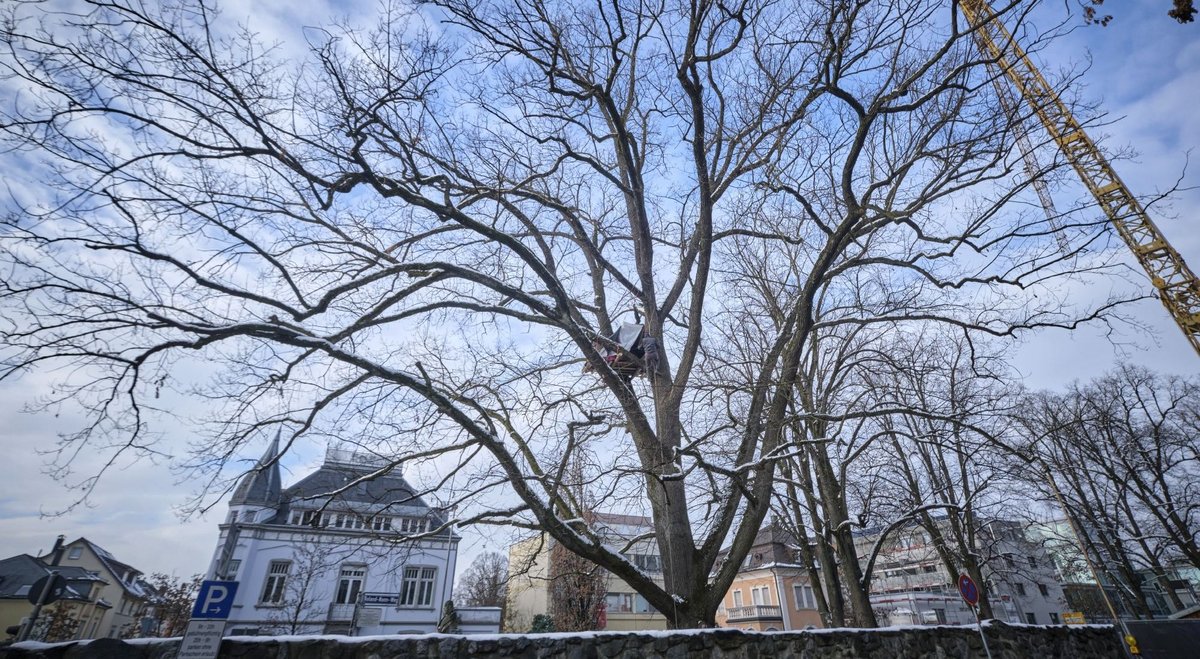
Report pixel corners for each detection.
[959,0,1200,357]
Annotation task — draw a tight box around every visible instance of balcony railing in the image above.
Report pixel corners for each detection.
[725,605,783,621]
[327,603,356,622]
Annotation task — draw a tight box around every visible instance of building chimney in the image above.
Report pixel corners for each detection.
[49,535,65,566]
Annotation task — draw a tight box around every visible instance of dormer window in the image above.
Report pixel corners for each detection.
[399,517,428,534]
[371,516,393,531]
[289,510,321,526]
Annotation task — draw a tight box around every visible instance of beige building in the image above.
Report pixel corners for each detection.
[40,538,152,637]
[715,523,824,631]
[505,534,550,632]
[505,513,669,633]
[1,553,112,641]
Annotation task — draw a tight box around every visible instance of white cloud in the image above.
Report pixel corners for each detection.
[1011,0,1200,389]
[0,375,220,576]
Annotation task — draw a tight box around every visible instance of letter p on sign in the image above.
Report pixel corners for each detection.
[192,580,239,619]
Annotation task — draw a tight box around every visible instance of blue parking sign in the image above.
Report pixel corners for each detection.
[192,580,239,619]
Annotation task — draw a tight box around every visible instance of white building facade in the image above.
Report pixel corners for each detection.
[206,442,493,635]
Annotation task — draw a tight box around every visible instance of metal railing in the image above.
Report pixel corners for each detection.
[327,603,356,622]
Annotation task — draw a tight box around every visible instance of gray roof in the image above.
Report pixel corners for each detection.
[288,463,420,504]
[230,433,283,507]
[714,520,801,571]
[268,453,451,535]
[283,463,423,508]
[0,554,97,602]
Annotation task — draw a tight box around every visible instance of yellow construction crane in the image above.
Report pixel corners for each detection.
[960,0,1200,357]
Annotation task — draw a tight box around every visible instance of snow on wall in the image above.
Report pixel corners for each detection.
[1,620,1125,658]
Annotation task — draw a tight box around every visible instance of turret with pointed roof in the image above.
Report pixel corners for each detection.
[230,432,282,507]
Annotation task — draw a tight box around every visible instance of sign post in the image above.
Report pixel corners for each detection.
[178,580,239,659]
[16,572,66,641]
[958,573,993,659]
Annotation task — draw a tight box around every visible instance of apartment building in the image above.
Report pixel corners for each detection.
[857,519,1067,626]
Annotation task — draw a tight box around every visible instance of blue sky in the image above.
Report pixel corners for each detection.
[0,0,1197,583]
[1009,0,1200,386]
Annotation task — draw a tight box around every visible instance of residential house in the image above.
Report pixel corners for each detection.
[857,519,1068,626]
[506,512,669,632]
[37,537,152,637]
[714,522,824,631]
[206,441,497,635]
[0,553,110,641]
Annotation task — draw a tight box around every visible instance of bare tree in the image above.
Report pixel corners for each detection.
[146,573,204,637]
[548,540,609,632]
[0,0,1128,626]
[858,333,1025,620]
[30,604,81,643]
[263,544,333,635]
[1017,365,1200,617]
[455,552,508,608]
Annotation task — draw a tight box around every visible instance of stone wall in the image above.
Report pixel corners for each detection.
[0,621,1124,659]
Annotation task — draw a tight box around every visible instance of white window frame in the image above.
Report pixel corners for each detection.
[399,517,429,534]
[752,586,768,605]
[399,566,437,608]
[732,590,743,608]
[335,565,366,604]
[794,584,816,610]
[633,593,655,614]
[604,592,634,613]
[259,560,291,605]
[289,510,320,526]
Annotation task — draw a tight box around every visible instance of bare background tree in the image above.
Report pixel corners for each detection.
[29,605,80,643]
[455,551,508,609]
[1016,365,1200,617]
[548,541,608,632]
[0,0,1132,626]
[146,573,203,637]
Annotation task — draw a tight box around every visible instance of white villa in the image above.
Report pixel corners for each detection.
[206,440,498,635]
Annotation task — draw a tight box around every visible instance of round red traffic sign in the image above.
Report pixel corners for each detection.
[958,573,980,606]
